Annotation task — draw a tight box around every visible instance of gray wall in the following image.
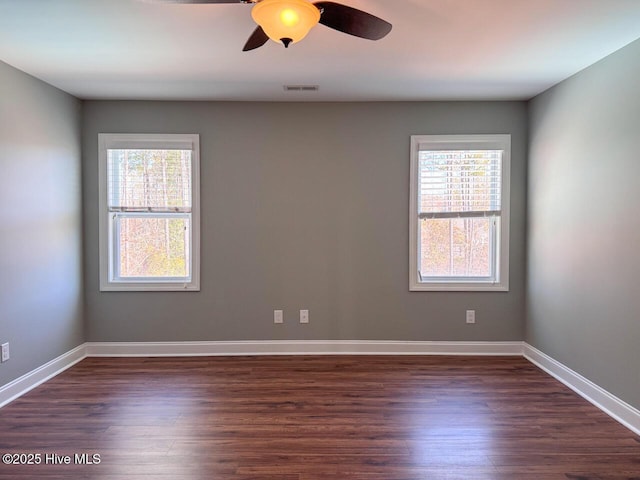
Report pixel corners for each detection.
[83,101,527,342]
[0,61,84,386]
[527,38,640,409]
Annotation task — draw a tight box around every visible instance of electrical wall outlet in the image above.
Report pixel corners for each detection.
[1,343,9,363]
[300,309,309,324]
[274,310,284,324]
[466,310,476,324]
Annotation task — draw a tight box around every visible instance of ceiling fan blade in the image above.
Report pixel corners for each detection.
[243,26,270,51]
[142,1,245,4]
[314,1,391,41]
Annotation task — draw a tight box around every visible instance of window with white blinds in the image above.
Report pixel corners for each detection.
[98,134,200,291]
[409,135,510,291]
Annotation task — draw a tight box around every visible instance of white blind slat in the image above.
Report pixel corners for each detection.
[419,210,500,220]
[108,207,191,213]
[107,139,194,150]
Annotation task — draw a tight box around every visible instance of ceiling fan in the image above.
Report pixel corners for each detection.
[151,0,392,51]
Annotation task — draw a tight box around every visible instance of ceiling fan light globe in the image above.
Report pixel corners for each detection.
[280,9,300,27]
[251,0,320,46]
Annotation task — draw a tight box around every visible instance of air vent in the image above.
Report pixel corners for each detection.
[283,85,319,92]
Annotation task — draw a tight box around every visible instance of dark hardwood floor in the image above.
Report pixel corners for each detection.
[0,355,639,479]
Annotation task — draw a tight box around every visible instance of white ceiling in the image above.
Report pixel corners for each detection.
[2,0,640,101]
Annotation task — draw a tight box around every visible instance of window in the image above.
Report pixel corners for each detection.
[409,134,510,291]
[98,134,200,291]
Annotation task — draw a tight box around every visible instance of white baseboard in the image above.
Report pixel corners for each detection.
[0,344,86,408]
[85,340,524,357]
[524,343,640,436]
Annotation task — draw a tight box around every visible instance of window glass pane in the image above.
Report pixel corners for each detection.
[419,217,492,278]
[117,217,190,278]
[108,149,192,210]
[418,150,501,214]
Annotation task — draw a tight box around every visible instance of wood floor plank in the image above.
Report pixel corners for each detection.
[0,355,639,479]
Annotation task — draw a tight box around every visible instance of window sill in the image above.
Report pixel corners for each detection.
[410,282,509,292]
[99,282,200,292]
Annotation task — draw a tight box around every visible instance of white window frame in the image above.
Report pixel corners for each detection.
[409,134,510,292]
[98,133,201,292]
